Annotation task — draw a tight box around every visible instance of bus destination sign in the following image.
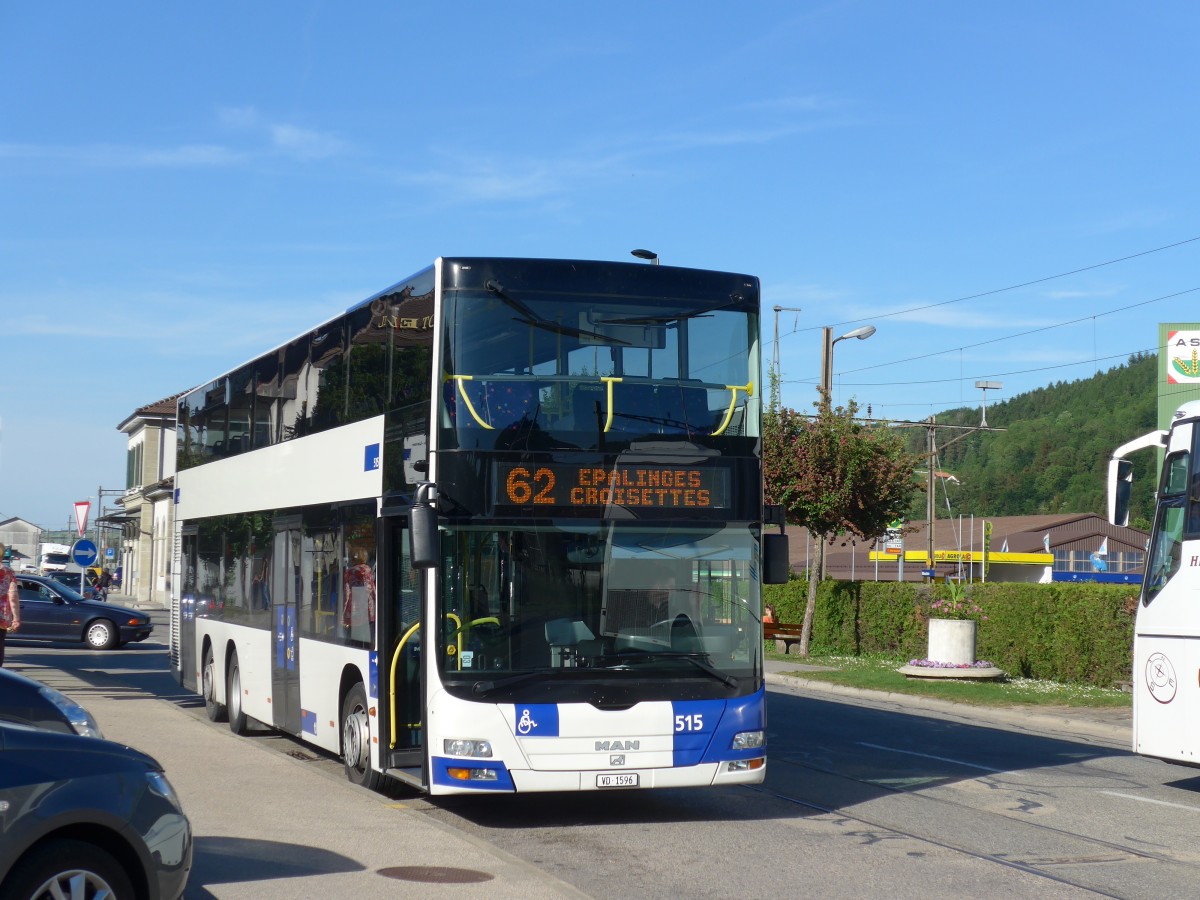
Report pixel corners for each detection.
[494,462,730,511]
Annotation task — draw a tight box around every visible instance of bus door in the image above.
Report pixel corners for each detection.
[382,514,423,772]
[177,526,199,691]
[1133,430,1200,762]
[271,516,303,735]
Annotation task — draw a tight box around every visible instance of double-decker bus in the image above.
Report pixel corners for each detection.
[1108,402,1196,764]
[171,257,788,794]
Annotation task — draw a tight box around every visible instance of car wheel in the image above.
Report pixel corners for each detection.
[85,618,118,650]
[341,682,382,790]
[227,649,248,735]
[3,838,135,900]
[203,644,228,722]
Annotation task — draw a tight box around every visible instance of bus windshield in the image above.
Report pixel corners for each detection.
[440,287,759,452]
[436,522,762,701]
[1143,449,1190,604]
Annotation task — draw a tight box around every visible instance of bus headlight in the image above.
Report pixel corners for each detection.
[446,767,500,781]
[444,738,493,758]
[731,730,764,750]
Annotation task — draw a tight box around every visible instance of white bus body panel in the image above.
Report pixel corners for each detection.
[423,687,765,796]
[195,620,371,756]
[176,417,384,519]
[197,619,274,725]
[297,638,372,755]
[1133,419,1200,764]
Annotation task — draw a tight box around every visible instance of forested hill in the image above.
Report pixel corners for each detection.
[899,352,1159,526]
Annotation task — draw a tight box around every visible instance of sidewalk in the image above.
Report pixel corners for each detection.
[764,657,1132,746]
[17,660,586,899]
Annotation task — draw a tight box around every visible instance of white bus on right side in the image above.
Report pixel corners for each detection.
[1108,400,1200,765]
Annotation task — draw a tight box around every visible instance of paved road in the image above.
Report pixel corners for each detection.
[15,609,1192,900]
[5,623,584,899]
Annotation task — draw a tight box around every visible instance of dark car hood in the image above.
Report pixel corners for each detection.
[0,721,161,772]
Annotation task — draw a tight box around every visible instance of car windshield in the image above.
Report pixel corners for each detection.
[47,580,84,602]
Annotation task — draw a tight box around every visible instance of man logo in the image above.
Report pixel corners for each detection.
[610,755,625,766]
[596,739,640,751]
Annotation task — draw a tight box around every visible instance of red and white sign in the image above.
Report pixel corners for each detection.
[74,501,91,537]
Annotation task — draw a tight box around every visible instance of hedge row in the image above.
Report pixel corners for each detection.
[762,579,1138,686]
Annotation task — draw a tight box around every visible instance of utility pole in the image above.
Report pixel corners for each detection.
[926,417,936,579]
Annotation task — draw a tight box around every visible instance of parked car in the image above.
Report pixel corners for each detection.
[46,570,98,600]
[0,667,104,737]
[0,721,192,899]
[14,574,153,650]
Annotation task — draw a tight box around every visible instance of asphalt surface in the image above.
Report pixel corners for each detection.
[7,593,1134,897]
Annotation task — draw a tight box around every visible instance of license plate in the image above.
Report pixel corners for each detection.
[596,773,639,788]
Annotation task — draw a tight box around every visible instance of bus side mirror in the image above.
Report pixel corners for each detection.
[1108,458,1133,527]
[410,483,439,569]
[762,533,790,585]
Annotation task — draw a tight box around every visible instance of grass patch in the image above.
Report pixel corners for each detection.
[768,650,1132,709]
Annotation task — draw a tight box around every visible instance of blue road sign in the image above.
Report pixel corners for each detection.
[71,539,99,568]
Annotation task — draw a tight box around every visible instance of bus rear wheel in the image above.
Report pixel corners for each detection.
[203,644,227,722]
[341,683,382,791]
[227,649,249,735]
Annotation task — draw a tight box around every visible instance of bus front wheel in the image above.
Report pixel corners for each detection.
[341,683,382,791]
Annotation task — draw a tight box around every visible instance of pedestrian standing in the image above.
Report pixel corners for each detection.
[0,544,21,666]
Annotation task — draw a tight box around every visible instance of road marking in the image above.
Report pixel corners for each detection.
[1100,791,1200,812]
[857,742,1002,773]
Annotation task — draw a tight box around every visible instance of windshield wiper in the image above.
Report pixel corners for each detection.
[599,651,739,688]
[486,280,629,345]
[471,669,556,697]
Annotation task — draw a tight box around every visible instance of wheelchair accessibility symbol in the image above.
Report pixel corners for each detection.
[517,708,538,735]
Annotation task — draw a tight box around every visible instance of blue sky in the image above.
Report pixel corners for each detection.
[3,2,1198,528]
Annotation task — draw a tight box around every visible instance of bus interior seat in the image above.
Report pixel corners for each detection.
[610,381,661,434]
[545,618,597,667]
[660,381,716,435]
[485,380,539,429]
[570,382,607,431]
[670,614,703,653]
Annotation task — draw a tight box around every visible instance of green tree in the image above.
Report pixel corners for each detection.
[764,394,919,655]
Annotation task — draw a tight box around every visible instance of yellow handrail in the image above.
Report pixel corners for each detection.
[600,376,622,433]
[388,614,504,747]
[388,621,422,748]
[713,381,753,436]
[446,375,493,429]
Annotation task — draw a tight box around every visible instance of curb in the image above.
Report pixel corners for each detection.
[765,671,1131,746]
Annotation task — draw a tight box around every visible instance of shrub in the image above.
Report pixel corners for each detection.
[762,579,1135,686]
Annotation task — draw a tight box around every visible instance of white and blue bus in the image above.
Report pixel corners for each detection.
[171,257,788,795]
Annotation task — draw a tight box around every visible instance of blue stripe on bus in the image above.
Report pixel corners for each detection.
[430,757,515,791]
[672,688,766,766]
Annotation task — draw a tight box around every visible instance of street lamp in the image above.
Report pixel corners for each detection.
[975,380,1002,428]
[630,249,660,265]
[815,324,876,580]
[820,324,876,410]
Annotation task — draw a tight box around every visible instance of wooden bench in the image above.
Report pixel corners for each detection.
[763,622,804,654]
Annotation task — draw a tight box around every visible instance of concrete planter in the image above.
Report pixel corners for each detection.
[927,617,977,665]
